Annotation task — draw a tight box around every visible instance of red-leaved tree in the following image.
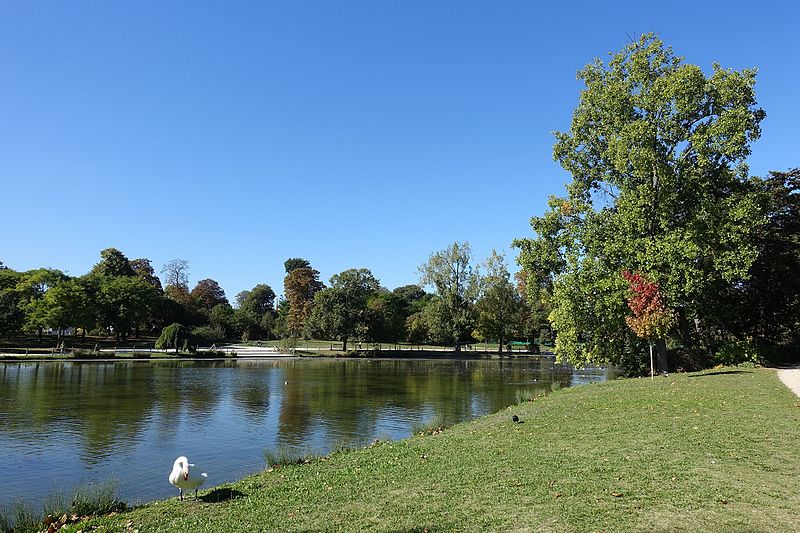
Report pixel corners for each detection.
[622,271,675,373]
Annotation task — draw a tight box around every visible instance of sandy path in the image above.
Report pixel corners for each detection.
[777,368,800,398]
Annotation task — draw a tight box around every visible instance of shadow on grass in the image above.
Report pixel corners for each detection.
[199,488,246,503]
[687,370,752,377]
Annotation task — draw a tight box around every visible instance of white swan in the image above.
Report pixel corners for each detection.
[169,456,208,500]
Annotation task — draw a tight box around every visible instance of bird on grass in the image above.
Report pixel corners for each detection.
[512,415,520,423]
[169,456,208,500]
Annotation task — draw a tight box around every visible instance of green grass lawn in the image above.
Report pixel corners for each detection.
[63,367,800,532]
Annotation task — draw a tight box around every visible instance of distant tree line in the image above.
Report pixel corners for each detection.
[0,247,542,351]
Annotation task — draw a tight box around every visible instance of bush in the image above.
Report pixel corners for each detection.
[278,337,299,353]
[155,323,189,353]
[713,341,763,366]
[193,349,235,358]
[191,326,225,346]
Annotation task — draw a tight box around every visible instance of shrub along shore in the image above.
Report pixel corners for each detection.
[53,367,800,532]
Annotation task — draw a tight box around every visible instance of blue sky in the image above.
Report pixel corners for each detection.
[1,1,797,299]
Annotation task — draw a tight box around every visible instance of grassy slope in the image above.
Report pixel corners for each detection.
[69,368,800,532]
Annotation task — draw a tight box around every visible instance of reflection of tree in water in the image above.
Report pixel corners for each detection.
[270,358,579,449]
[229,366,271,419]
[0,363,156,464]
[277,363,312,443]
[0,358,592,479]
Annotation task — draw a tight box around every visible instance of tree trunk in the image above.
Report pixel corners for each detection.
[656,338,668,373]
[677,307,694,349]
[343,337,348,352]
[498,334,504,355]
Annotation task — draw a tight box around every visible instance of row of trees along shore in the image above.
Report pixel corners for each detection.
[0,245,540,355]
[1,34,798,374]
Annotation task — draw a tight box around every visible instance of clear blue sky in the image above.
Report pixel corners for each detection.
[2,1,797,299]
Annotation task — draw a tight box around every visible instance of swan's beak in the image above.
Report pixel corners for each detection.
[183,469,189,481]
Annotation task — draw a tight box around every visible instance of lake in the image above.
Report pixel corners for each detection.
[0,357,611,507]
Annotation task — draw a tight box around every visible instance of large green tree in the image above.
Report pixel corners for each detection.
[91,248,135,278]
[0,267,24,338]
[306,268,380,350]
[713,168,800,356]
[419,242,479,352]
[515,34,765,371]
[41,278,96,340]
[97,276,158,340]
[474,251,524,354]
[234,284,277,340]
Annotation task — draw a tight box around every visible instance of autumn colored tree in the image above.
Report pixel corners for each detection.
[284,266,324,337]
[191,279,228,312]
[622,271,675,373]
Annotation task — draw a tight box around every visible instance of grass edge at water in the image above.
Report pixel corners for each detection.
[61,368,800,532]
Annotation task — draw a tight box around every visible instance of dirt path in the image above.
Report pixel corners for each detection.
[777,368,800,397]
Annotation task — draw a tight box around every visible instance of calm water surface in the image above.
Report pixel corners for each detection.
[0,358,611,507]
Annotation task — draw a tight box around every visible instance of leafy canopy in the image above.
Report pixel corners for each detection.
[515,33,765,368]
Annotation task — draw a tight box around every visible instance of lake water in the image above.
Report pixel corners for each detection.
[0,357,611,507]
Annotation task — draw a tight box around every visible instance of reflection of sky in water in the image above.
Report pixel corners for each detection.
[0,358,612,507]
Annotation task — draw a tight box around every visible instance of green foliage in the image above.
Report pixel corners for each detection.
[306,268,380,350]
[191,325,225,345]
[404,311,429,343]
[97,276,158,339]
[474,251,525,352]
[262,445,322,469]
[0,479,125,533]
[155,323,189,353]
[710,168,800,353]
[410,414,447,436]
[0,268,25,338]
[69,479,126,516]
[130,258,163,292]
[516,34,766,369]
[418,242,479,350]
[90,248,135,278]
[235,283,277,339]
[210,303,237,337]
[712,340,763,366]
[284,258,311,274]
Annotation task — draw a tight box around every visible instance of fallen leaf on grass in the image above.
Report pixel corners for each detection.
[610,491,624,498]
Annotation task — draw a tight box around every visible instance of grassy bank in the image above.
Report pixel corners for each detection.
[64,367,800,532]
